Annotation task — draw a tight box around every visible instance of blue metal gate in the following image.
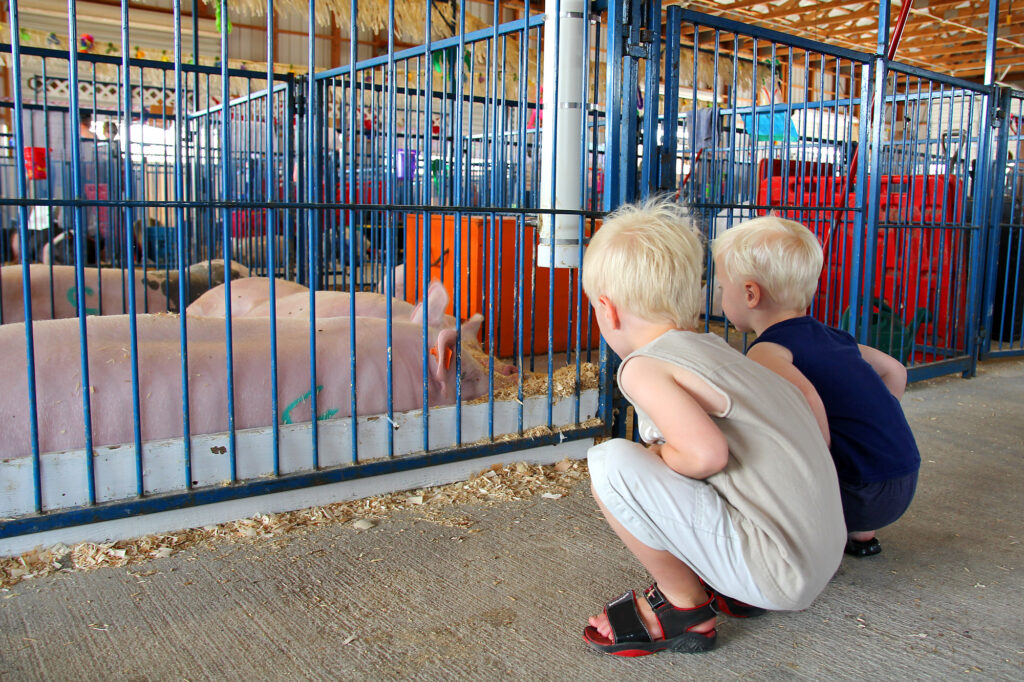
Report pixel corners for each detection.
[620,6,991,383]
[0,0,609,542]
[981,88,1024,357]
[0,0,1016,544]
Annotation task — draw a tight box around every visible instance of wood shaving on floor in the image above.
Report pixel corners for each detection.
[0,458,590,590]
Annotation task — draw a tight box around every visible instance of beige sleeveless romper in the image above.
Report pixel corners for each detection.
[588,330,845,610]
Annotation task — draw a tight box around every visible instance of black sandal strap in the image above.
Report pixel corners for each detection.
[604,590,652,644]
[642,585,717,638]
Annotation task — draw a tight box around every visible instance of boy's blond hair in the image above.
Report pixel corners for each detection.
[712,215,823,311]
[582,196,703,329]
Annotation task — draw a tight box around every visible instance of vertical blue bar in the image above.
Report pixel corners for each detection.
[8,0,44,510]
[977,0,1008,362]
[980,87,1013,358]
[858,57,886,345]
[383,0,397,457]
[68,0,100,503]
[639,0,660,196]
[603,0,623,211]
[420,0,433,453]
[266,0,282,471]
[545,0,563,429]
[449,0,469,446]
[513,21,532,434]
[348,0,360,461]
[572,7,593,425]
[120,1,145,494]
[306,0,320,466]
[962,91,995,373]
[661,7,681,192]
[172,0,194,488]
[621,8,639,204]
[600,0,626,433]
[218,0,238,479]
[865,0,892,343]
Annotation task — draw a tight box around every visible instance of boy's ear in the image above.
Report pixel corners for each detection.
[598,295,621,329]
[744,281,763,308]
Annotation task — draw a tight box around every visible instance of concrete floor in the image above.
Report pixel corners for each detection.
[1,357,1022,681]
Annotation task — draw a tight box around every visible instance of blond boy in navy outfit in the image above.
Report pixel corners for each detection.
[712,216,920,557]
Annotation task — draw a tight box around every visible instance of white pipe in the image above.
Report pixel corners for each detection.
[538,0,586,269]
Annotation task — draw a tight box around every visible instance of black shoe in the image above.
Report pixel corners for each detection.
[845,537,882,557]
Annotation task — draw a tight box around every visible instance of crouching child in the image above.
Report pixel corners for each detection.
[580,198,845,657]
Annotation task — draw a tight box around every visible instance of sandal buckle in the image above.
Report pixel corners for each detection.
[644,585,667,610]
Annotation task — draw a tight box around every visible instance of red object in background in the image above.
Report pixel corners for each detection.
[24,147,47,180]
[756,166,966,353]
[231,209,267,237]
[83,184,109,237]
[343,181,385,204]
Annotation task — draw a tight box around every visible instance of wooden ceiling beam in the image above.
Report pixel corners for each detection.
[934,49,1022,67]
[909,7,1024,49]
[712,0,869,15]
[901,42,989,57]
[814,11,886,30]
[951,62,1024,77]
[900,44,990,60]
[897,24,984,40]
[920,0,985,11]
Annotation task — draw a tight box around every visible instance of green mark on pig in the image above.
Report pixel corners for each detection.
[282,385,340,425]
[65,285,99,315]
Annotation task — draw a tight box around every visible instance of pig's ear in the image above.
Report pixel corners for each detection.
[380,264,406,296]
[410,280,450,326]
[463,314,483,345]
[394,265,405,298]
[429,328,458,386]
[425,280,449,327]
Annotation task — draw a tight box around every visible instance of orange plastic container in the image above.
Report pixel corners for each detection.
[403,213,600,357]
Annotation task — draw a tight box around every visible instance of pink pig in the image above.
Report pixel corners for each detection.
[0,310,505,459]
[0,261,249,323]
[190,277,453,327]
[186,276,308,318]
[230,281,503,366]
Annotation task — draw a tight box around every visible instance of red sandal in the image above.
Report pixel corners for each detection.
[582,584,717,657]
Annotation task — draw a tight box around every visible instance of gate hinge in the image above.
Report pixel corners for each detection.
[625,26,653,59]
[992,106,1006,129]
[293,77,307,117]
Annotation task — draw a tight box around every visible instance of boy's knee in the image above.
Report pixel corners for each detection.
[588,438,663,496]
[587,438,645,472]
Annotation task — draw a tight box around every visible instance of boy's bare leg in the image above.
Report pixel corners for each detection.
[588,485,716,640]
[849,530,876,542]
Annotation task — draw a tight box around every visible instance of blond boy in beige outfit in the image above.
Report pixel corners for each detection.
[581,198,844,657]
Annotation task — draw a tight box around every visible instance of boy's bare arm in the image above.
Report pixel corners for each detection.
[746,342,831,447]
[619,356,729,479]
[858,344,907,399]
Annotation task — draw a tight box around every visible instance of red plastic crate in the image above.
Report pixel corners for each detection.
[757,168,966,351]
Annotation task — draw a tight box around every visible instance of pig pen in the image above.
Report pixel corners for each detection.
[0,1,613,553]
[0,277,602,525]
